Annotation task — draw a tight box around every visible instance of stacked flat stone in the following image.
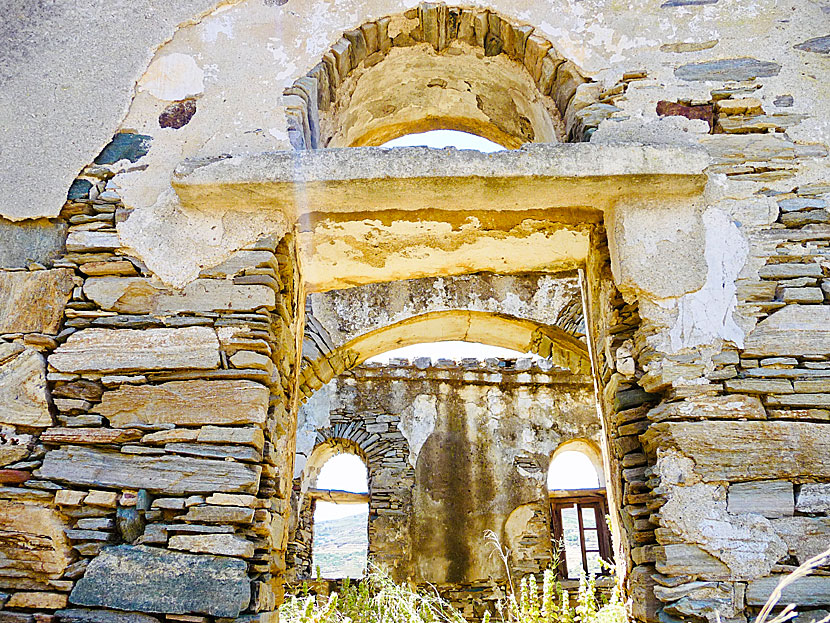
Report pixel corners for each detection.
[0,173,299,621]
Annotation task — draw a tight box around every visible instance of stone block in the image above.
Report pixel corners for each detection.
[648,394,765,422]
[796,483,830,513]
[723,378,793,394]
[49,327,220,374]
[56,609,160,623]
[655,544,730,579]
[198,251,278,279]
[6,592,67,609]
[0,269,74,334]
[746,576,830,606]
[727,480,794,518]
[0,217,67,269]
[85,490,118,508]
[168,534,255,557]
[68,545,250,618]
[0,502,72,579]
[83,277,275,314]
[642,421,830,482]
[40,428,142,444]
[772,517,830,564]
[65,231,121,253]
[0,349,52,427]
[183,505,255,524]
[96,380,268,427]
[744,305,830,357]
[675,57,781,81]
[37,446,261,494]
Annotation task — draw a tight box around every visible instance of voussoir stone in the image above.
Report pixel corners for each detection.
[68,545,250,618]
[96,380,269,427]
[37,445,261,494]
[744,305,830,357]
[83,277,275,314]
[49,327,220,373]
[0,269,74,334]
[0,348,52,427]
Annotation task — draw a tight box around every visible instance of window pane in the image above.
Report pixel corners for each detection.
[586,551,604,576]
[583,528,599,551]
[581,506,597,529]
[560,506,584,579]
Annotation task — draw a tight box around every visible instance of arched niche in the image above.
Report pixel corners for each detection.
[284,4,605,151]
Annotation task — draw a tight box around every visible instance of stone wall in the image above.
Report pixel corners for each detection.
[0,171,302,621]
[288,359,599,583]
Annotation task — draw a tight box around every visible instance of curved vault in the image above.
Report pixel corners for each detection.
[298,309,592,401]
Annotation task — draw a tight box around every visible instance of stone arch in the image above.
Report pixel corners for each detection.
[298,309,592,399]
[283,2,610,150]
[549,438,606,489]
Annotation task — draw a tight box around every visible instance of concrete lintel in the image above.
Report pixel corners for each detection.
[173,143,710,218]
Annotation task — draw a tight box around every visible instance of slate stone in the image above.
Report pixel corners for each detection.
[795,35,830,55]
[675,57,781,81]
[0,269,75,334]
[94,133,153,164]
[661,0,717,6]
[0,216,67,269]
[67,179,93,200]
[56,609,160,623]
[116,507,144,543]
[68,545,250,617]
[37,445,261,494]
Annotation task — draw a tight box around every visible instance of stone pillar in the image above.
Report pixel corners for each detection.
[0,166,302,622]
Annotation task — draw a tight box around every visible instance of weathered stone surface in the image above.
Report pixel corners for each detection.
[744,306,830,357]
[169,533,255,557]
[796,483,830,513]
[655,543,730,578]
[83,277,275,314]
[40,428,142,444]
[0,217,67,269]
[0,349,52,427]
[65,231,121,253]
[648,394,765,422]
[56,609,161,623]
[772,517,830,564]
[94,133,153,164]
[727,480,793,518]
[746,576,830,606]
[675,57,781,81]
[68,545,250,617]
[37,446,261,494]
[795,35,830,54]
[0,502,72,581]
[96,380,268,427]
[6,591,67,609]
[642,421,830,482]
[50,327,220,373]
[0,269,74,334]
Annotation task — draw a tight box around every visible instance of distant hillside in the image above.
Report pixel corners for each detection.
[312,512,369,579]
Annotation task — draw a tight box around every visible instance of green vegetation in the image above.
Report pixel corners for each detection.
[312,512,368,579]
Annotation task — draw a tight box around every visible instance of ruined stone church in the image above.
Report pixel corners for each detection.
[0,0,829,621]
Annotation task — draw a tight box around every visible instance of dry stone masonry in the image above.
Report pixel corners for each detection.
[0,0,829,622]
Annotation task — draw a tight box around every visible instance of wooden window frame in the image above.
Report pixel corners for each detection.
[549,488,614,579]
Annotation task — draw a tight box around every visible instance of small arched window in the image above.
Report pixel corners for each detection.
[547,442,613,579]
[310,453,369,579]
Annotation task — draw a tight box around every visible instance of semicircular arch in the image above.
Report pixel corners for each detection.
[299,309,591,400]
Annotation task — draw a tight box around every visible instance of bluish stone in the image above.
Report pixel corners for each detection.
[795,35,830,55]
[67,179,92,200]
[94,133,153,165]
[661,0,717,6]
[69,545,250,618]
[778,197,826,212]
[675,57,781,82]
[56,609,160,623]
[0,216,67,269]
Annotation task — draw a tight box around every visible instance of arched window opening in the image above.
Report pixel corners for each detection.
[310,453,369,579]
[547,444,613,580]
[381,129,505,153]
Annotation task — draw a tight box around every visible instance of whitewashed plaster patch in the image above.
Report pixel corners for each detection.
[138,53,205,101]
[398,394,438,468]
[669,207,748,352]
[294,382,333,478]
